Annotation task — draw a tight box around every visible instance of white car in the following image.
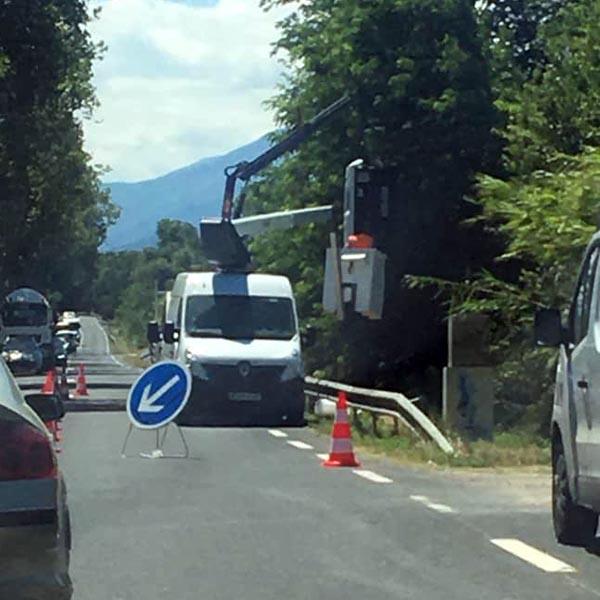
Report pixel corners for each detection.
[0,358,72,598]
[535,232,600,546]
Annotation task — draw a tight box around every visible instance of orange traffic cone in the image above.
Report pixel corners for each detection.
[41,369,56,395]
[322,391,360,468]
[75,364,89,397]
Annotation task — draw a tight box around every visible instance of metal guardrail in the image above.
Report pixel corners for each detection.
[304,376,454,455]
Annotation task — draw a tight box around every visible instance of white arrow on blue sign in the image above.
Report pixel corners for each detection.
[127,361,192,430]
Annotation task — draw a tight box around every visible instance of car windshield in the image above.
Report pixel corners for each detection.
[185,295,296,340]
[2,304,47,327]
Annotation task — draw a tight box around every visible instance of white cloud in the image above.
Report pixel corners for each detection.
[84,0,291,181]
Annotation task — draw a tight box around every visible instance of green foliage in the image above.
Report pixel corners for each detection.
[0,0,117,308]
[93,220,207,345]
[441,0,600,430]
[249,0,498,386]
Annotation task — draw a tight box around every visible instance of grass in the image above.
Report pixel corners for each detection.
[308,412,551,469]
[103,321,149,369]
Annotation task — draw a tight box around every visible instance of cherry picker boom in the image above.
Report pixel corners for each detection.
[199,96,351,270]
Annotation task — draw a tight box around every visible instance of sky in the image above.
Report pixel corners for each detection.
[84,0,291,182]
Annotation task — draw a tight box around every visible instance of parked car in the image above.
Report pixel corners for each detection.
[1,335,44,376]
[535,231,600,546]
[0,358,72,599]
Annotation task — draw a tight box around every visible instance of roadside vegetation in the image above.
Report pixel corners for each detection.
[0,1,118,308]
[310,414,551,469]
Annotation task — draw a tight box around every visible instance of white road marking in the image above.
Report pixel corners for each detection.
[410,495,457,514]
[94,317,128,367]
[268,429,288,438]
[353,470,393,483]
[427,502,456,514]
[491,539,576,573]
[287,440,314,450]
[316,453,329,461]
[410,495,429,503]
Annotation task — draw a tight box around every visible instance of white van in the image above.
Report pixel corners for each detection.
[535,231,600,546]
[155,271,307,427]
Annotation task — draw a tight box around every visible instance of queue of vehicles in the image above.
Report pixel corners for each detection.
[0,289,81,376]
[0,292,74,598]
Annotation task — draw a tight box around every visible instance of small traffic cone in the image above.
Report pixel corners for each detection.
[41,369,56,395]
[75,364,89,397]
[322,391,360,468]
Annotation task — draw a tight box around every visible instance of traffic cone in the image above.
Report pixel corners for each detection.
[41,369,56,395]
[75,364,89,397]
[322,391,360,468]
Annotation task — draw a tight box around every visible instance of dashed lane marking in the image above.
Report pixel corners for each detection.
[427,502,456,514]
[268,430,288,438]
[287,440,314,450]
[410,495,457,514]
[353,470,393,483]
[316,453,329,461]
[491,539,576,573]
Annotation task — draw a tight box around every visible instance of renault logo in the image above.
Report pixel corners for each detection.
[238,361,251,378]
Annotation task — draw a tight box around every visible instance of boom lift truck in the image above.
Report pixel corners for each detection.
[149,96,392,426]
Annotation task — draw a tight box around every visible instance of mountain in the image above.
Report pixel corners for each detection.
[103,135,271,250]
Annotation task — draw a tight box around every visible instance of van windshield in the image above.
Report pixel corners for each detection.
[185,295,296,340]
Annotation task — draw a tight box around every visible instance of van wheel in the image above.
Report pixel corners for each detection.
[553,443,598,546]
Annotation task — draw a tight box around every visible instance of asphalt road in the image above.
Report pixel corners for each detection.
[55,318,600,599]
[16,315,139,405]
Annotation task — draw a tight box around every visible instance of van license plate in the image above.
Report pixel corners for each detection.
[229,392,261,402]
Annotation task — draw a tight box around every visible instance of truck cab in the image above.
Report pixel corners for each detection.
[536,231,600,545]
[156,271,306,427]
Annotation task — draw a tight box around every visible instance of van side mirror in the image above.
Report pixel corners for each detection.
[163,321,179,344]
[25,393,65,422]
[301,325,317,348]
[147,321,161,344]
[534,308,564,347]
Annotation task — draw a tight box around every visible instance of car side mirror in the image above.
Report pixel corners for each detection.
[147,321,161,345]
[534,308,564,347]
[301,325,317,348]
[25,393,65,422]
[163,321,180,344]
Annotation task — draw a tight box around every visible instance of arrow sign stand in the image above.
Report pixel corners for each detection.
[121,422,190,459]
[121,361,192,460]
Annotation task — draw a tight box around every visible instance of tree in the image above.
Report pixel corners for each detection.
[479,0,569,75]
[444,0,600,429]
[0,0,118,307]
[248,0,499,393]
[94,220,208,345]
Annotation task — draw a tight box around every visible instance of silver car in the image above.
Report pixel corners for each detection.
[0,358,72,599]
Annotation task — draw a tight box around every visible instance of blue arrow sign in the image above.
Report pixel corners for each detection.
[127,361,192,430]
